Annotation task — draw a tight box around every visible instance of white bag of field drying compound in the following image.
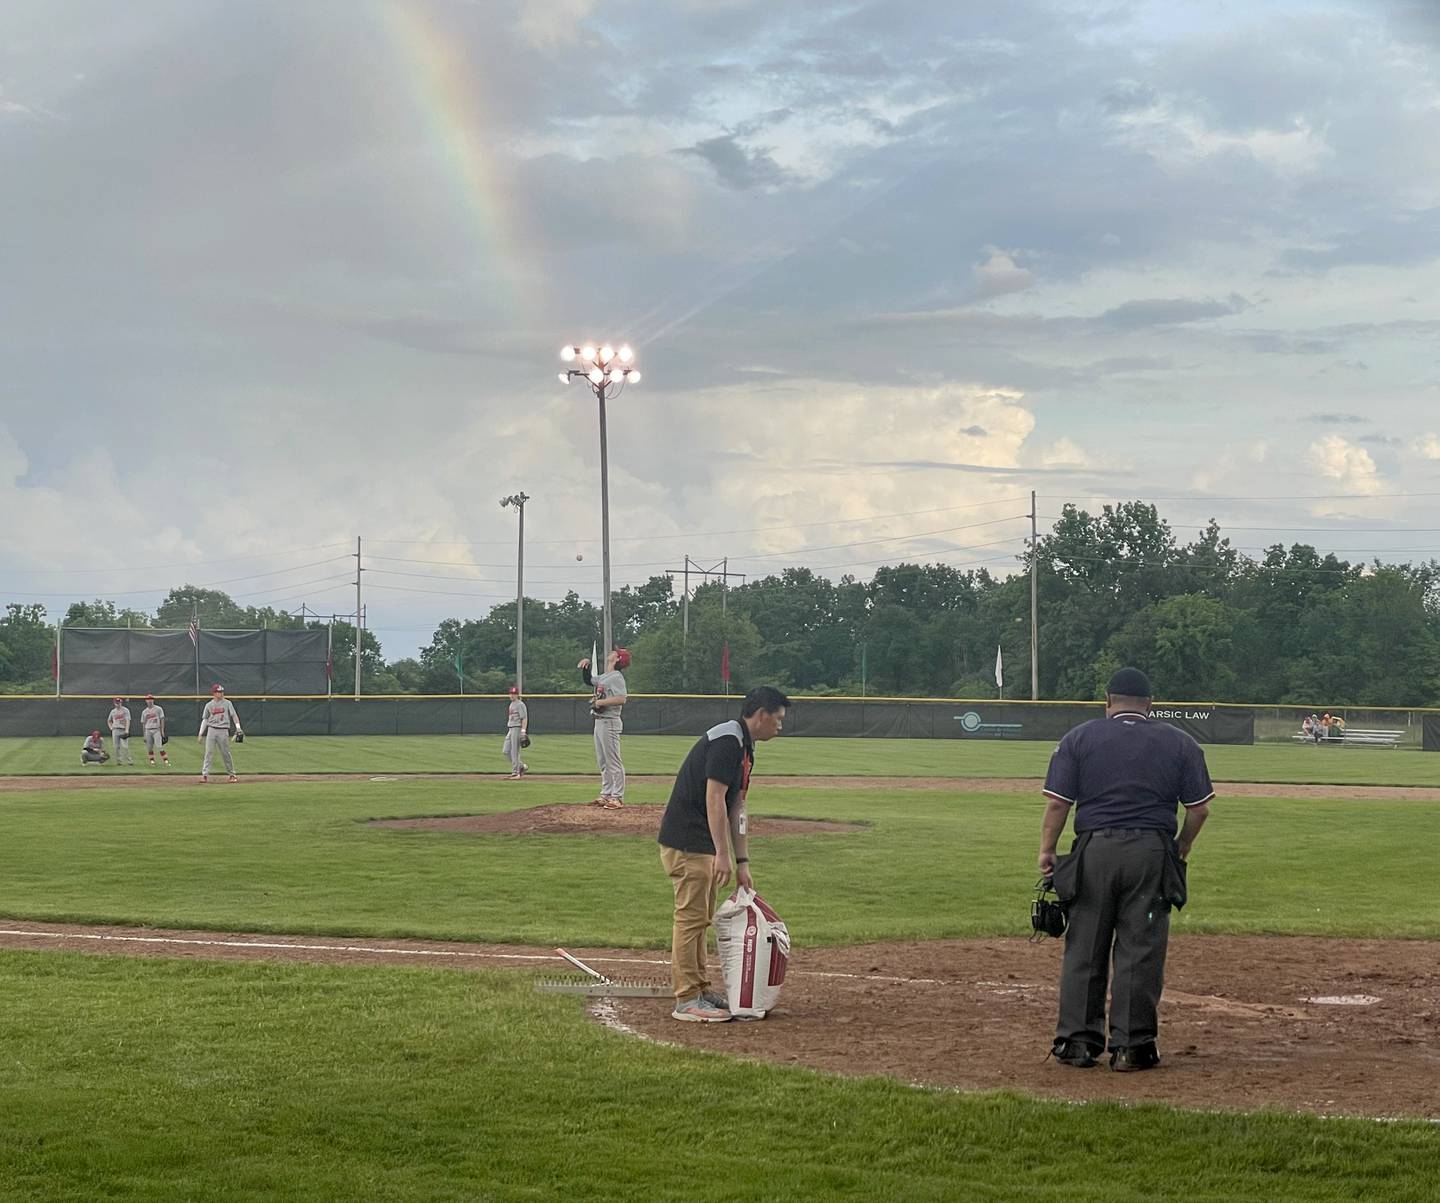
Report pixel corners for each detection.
[715,887,790,1019]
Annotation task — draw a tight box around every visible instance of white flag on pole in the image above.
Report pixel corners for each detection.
[591,639,598,673]
[994,644,1004,688]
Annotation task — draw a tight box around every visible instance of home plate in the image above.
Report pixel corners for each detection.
[1306,994,1381,1006]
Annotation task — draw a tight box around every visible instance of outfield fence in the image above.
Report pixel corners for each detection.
[4,694,1437,747]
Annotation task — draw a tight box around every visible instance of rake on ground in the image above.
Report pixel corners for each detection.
[534,947,670,998]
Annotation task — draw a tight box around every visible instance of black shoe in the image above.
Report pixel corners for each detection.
[1050,1039,1099,1068]
[1109,1043,1161,1072]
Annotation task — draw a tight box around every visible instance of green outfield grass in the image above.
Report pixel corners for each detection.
[1,953,1435,1203]
[1,733,1436,785]
[0,777,1431,942]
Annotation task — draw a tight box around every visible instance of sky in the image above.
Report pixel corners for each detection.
[2,0,1438,659]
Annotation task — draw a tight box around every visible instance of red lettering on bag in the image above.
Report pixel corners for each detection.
[740,908,758,1009]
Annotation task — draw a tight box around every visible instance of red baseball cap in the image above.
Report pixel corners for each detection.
[145,693,154,701]
[113,696,123,704]
[508,686,519,695]
[613,648,631,669]
[212,683,225,693]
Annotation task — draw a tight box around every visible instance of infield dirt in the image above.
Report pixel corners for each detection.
[0,918,1431,1121]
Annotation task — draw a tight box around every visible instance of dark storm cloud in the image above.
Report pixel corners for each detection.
[1099,296,1249,329]
[677,133,792,190]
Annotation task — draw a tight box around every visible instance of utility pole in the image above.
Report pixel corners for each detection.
[1029,490,1039,701]
[354,536,363,701]
[665,557,746,692]
[501,492,530,692]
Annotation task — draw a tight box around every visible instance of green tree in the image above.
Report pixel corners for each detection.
[1102,594,1239,700]
[0,603,54,689]
[63,600,152,628]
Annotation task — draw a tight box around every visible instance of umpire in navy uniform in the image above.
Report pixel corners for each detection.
[1037,667,1214,1071]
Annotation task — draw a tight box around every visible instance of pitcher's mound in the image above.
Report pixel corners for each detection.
[370,804,868,837]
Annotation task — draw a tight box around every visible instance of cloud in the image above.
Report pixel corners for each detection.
[1099,295,1248,329]
[973,248,1034,298]
[514,0,599,52]
[677,133,791,190]
[1412,433,1440,460]
[1304,412,1367,425]
[1304,435,1384,495]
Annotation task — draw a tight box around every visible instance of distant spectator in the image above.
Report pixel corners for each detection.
[1330,714,1346,736]
[81,731,109,765]
[1307,713,1324,744]
[1301,715,1315,741]
[1321,713,1334,740]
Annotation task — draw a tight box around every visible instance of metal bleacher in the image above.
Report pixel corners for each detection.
[1291,728,1403,748]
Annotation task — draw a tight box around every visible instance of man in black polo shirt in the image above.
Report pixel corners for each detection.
[1037,667,1214,1071]
[658,685,790,1023]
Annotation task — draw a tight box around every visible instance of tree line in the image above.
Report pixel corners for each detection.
[3,502,1437,705]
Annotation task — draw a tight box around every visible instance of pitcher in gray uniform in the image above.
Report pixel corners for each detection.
[579,648,629,808]
[196,683,244,783]
[503,685,529,779]
[106,697,134,765]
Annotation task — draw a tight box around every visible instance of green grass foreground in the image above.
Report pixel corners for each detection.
[0,778,1431,941]
[0,953,1434,1203]
[2,733,1437,785]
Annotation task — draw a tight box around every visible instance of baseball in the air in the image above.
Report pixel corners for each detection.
[576,553,584,561]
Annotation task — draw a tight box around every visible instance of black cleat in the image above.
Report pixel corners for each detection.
[1050,1039,1100,1068]
[1109,1043,1161,1072]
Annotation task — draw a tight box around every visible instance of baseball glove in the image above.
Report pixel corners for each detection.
[520,734,531,748]
[234,731,245,743]
[162,734,170,745]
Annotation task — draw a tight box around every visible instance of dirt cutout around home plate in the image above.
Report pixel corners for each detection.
[0,921,1434,1121]
[368,804,868,837]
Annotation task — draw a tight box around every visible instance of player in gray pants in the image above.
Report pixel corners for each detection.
[106,697,134,765]
[197,683,244,783]
[503,685,528,778]
[580,648,629,808]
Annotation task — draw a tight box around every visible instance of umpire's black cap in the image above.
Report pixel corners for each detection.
[1106,666,1152,697]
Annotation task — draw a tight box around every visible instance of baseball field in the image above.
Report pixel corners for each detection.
[0,735,1436,1201]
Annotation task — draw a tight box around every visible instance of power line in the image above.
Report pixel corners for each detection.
[1040,515,1440,534]
[4,556,354,598]
[1041,490,1440,502]
[361,493,1032,549]
[4,542,351,576]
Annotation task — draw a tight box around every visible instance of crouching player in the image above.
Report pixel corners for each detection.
[80,731,109,765]
[657,685,789,1022]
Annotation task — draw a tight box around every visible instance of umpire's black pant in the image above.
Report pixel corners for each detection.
[1056,828,1171,1052]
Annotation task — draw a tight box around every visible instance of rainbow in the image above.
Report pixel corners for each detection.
[379,0,540,312]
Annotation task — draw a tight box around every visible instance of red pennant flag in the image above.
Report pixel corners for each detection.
[721,642,730,683]
[51,643,58,681]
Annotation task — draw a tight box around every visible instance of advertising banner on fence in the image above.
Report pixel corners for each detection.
[0,695,1250,743]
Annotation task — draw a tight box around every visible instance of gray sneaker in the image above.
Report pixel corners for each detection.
[671,996,731,1023]
[699,990,730,1011]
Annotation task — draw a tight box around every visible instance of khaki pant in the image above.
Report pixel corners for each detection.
[660,845,716,1002]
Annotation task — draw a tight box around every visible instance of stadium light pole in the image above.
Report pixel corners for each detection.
[557,342,640,659]
[500,492,530,693]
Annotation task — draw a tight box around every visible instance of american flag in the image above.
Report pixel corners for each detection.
[187,618,198,646]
